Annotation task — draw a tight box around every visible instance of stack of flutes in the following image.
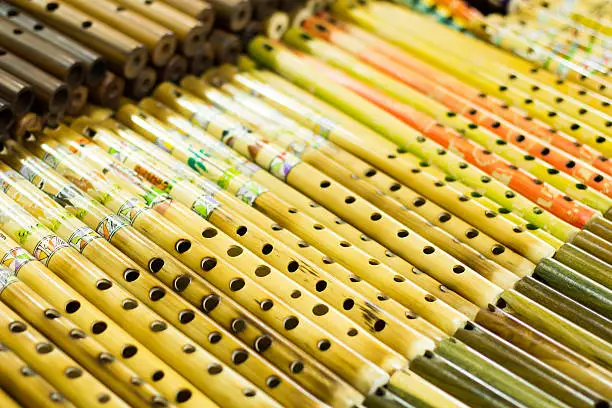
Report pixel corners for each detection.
[0,0,610,407]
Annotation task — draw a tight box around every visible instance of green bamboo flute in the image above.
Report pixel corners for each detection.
[0,152,325,408]
[281,29,612,221]
[231,65,612,291]
[203,76,612,324]
[105,103,597,408]
[331,2,612,157]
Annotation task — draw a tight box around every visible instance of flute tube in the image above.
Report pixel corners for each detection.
[209,30,241,65]
[90,72,125,110]
[0,343,76,408]
[0,302,129,407]
[0,67,34,116]
[187,43,214,76]
[156,54,188,84]
[66,86,88,117]
[159,0,215,35]
[125,67,157,100]
[208,0,253,31]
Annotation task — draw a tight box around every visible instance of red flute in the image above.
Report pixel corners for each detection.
[301,17,612,198]
[321,15,612,176]
[295,52,599,228]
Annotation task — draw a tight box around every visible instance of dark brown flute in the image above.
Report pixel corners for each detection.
[0,67,34,116]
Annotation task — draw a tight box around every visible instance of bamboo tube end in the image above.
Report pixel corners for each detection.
[240,20,263,51]
[123,46,149,80]
[64,61,86,88]
[229,1,254,32]
[210,30,241,65]
[152,33,179,67]
[584,215,612,244]
[188,43,214,76]
[86,57,108,87]
[66,86,89,116]
[157,54,188,83]
[12,86,35,117]
[264,11,290,40]
[126,67,158,100]
[181,25,209,57]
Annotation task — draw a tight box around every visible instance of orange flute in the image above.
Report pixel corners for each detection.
[295,52,600,228]
[321,15,612,176]
[301,17,612,198]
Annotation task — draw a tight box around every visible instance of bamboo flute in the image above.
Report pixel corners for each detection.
[0,190,274,408]
[0,17,85,88]
[0,68,33,117]
[112,0,208,57]
[0,232,207,407]
[158,0,215,34]
[62,0,177,68]
[6,0,148,80]
[66,119,450,360]
[156,55,188,84]
[127,101,480,318]
[263,12,290,40]
[187,44,215,77]
[301,17,612,197]
[153,82,612,364]
[209,29,242,65]
[0,4,107,87]
[73,118,605,408]
[109,103,611,406]
[25,128,393,397]
[90,72,125,110]
[205,0,253,32]
[236,66,612,291]
[0,388,20,408]
[0,302,128,407]
[0,151,326,408]
[125,67,157,100]
[281,30,612,226]
[0,267,167,408]
[332,2,612,157]
[2,134,362,408]
[46,126,426,379]
[66,86,88,117]
[0,344,75,408]
[205,76,612,325]
[194,74,528,286]
[364,1,612,100]
[315,15,612,177]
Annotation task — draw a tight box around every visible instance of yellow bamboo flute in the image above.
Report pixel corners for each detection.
[198,73,527,286]
[43,126,421,381]
[0,153,324,408]
[0,387,20,408]
[50,122,428,376]
[78,110,581,408]
[25,128,393,397]
[68,119,450,352]
[221,66,538,274]
[152,83,505,310]
[0,301,129,407]
[110,100,480,319]
[0,267,167,408]
[2,141,364,408]
[0,232,210,408]
[0,344,76,408]
[0,190,275,408]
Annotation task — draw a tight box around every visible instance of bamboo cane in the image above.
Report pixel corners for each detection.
[25,128,392,397]
[0,344,75,408]
[0,189,275,407]
[0,302,129,407]
[125,67,157,101]
[0,232,208,407]
[3,134,361,408]
[113,0,208,57]
[281,29,612,225]
[388,370,469,408]
[158,0,215,35]
[90,72,125,110]
[69,118,448,358]
[0,267,167,408]
[6,0,148,79]
[62,0,177,67]
[187,43,214,77]
[209,29,242,65]
[0,388,20,408]
[0,67,34,116]
[66,86,88,117]
[111,101,602,406]
[302,16,612,198]
[317,15,612,176]
[206,0,253,32]
[0,150,327,408]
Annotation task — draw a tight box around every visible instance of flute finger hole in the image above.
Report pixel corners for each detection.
[8,321,26,333]
[20,366,35,376]
[43,309,61,319]
[254,335,272,352]
[243,389,257,397]
[492,245,505,255]
[183,344,196,354]
[175,239,191,253]
[465,229,479,238]
[260,299,273,311]
[231,350,249,365]
[227,245,243,257]
[96,279,112,290]
[209,332,222,344]
[201,257,217,271]
[236,226,247,236]
[317,339,331,351]
[123,269,140,282]
[290,290,301,298]
[149,258,165,273]
[64,367,82,379]
[121,345,138,358]
[173,275,191,292]
[97,394,111,404]
[262,244,273,254]
[69,329,86,339]
[315,280,327,292]
[208,363,224,374]
[343,299,354,310]
[178,310,195,324]
[149,287,166,301]
[64,300,81,314]
[91,321,107,335]
[267,375,281,388]
[283,316,299,330]
[36,342,54,354]
[312,304,328,316]
[152,371,164,382]
[122,299,138,310]
[229,278,245,291]
[176,389,192,403]
[231,319,247,333]
[374,320,386,332]
[202,228,218,238]
[202,294,220,313]
[290,360,304,373]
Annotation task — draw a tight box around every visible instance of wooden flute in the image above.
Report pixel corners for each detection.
[0,267,167,408]
[0,301,128,407]
[25,128,393,397]
[0,231,209,407]
[231,64,612,292]
[74,111,611,408]
[0,189,273,407]
[202,75,612,330]
[0,343,75,408]
[2,136,363,408]
[0,144,328,408]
